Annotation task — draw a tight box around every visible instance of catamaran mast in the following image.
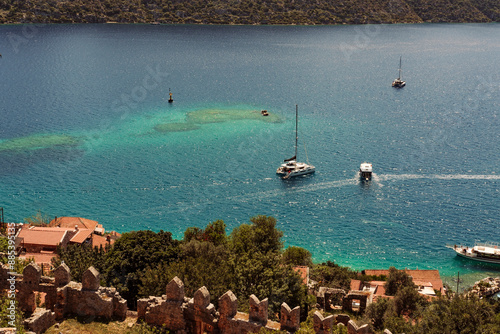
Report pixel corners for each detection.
[295,104,298,161]
[398,56,402,80]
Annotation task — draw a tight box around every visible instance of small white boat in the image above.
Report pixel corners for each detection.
[276,105,315,179]
[447,242,500,265]
[359,162,372,181]
[392,56,406,88]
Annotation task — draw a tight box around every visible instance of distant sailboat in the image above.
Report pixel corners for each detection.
[276,105,315,179]
[392,56,406,88]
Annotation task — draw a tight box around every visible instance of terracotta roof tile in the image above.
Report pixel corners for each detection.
[293,266,309,285]
[17,228,68,247]
[91,234,115,249]
[350,279,362,291]
[69,229,93,243]
[362,269,444,294]
[49,216,98,230]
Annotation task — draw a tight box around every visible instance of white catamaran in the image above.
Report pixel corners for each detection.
[276,105,315,179]
[392,56,406,88]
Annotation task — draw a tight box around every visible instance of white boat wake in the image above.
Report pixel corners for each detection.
[234,173,500,202]
[376,174,500,181]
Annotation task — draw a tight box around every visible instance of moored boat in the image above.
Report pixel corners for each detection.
[276,105,315,179]
[447,242,500,264]
[392,56,406,88]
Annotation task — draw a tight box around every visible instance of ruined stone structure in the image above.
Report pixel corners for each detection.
[0,263,127,334]
[342,290,371,314]
[347,320,372,334]
[1,264,385,334]
[138,276,300,333]
[316,287,371,314]
[54,266,127,321]
[316,287,346,311]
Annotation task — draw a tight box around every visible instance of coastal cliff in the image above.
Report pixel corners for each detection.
[1,0,499,25]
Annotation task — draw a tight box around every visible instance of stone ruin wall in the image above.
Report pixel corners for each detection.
[0,263,389,334]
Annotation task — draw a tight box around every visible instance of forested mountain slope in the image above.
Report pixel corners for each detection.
[0,0,499,25]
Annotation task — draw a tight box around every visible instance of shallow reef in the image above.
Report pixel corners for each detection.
[186,108,281,124]
[153,107,281,134]
[0,134,81,152]
[153,122,201,133]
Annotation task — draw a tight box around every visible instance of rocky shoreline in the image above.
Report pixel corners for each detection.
[467,277,500,299]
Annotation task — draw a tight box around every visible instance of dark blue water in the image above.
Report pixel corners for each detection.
[1,23,499,286]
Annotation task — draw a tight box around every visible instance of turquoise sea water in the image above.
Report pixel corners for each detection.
[1,23,499,287]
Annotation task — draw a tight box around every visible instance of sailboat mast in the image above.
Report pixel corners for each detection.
[398,56,402,80]
[295,104,298,160]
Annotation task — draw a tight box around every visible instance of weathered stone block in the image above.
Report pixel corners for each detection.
[335,314,351,326]
[23,263,41,288]
[313,311,334,334]
[194,286,211,309]
[166,276,184,301]
[219,290,238,318]
[24,308,55,334]
[347,320,373,334]
[53,263,71,288]
[280,303,300,332]
[82,266,100,291]
[249,295,268,325]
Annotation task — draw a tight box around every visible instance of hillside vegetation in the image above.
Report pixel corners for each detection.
[0,0,499,24]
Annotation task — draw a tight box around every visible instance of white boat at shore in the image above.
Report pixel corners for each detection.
[447,242,500,264]
[276,105,315,179]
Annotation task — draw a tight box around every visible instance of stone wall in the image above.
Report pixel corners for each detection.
[0,263,126,333]
[1,264,385,334]
[138,276,300,333]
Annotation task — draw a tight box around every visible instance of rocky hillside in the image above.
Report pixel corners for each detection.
[0,0,499,24]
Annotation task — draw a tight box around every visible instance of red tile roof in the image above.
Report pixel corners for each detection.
[69,229,93,243]
[362,269,444,294]
[293,266,310,286]
[17,228,68,247]
[350,279,363,291]
[49,216,99,230]
[91,234,115,249]
[19,252,58,265]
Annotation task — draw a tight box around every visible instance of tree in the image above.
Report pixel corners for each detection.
[171,239,232,303]
[23,210,50,226]
[384,267,415,296]
[228,216,306,318]
[282,246,313,267]
[416,296,500,333]
[0,296,25,333]
[52,243,107,282]
[393,285,428,317]
[103,230,180,309]
[363,297,391,330]
[183,220,228,246]
[309,261,356,292]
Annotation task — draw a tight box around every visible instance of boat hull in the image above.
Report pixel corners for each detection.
[359,171,372,181]
[455,252,500,265]
[277,165,315,179]
[392,81,406,88]
[449,244,500,265]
